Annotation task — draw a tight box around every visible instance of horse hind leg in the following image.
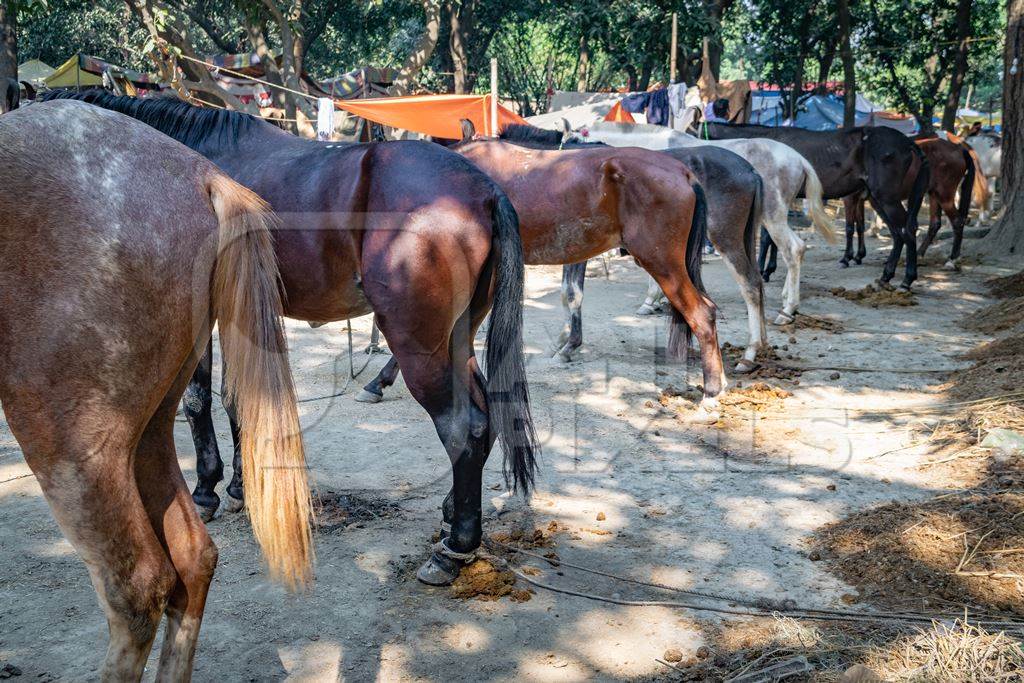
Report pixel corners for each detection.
[135,401,218,680]
[918,196,942,258]
[763,218,805,325]
[554,262,586,362]
[11,410,179,679]
[356,355,401,404]
[718,235,766,373]
[184,339,223,522]
[854,196,867,264]
[636,273,667,315]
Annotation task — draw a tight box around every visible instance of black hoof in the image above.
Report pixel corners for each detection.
[195,503,218,523]
[853,257,863,265]
[416,552,462,585]
[839,259,850,268]
[225,494,245,513]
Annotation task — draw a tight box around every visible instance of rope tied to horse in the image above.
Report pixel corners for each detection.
[484,537,1024,633]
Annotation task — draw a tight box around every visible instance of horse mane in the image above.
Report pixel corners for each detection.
[498,123,564,146]
[41,89,265,152]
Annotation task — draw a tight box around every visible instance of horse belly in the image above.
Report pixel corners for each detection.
[523,217,618,265]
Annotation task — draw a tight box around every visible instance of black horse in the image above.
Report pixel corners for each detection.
[2,78,18,113]
[694,121,930,290]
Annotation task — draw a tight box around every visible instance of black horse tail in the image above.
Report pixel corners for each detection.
[486,193,539,494]
[745,175,766,333]
[906,144,931,232]
[957,146,975,225]
[667,182,709,359]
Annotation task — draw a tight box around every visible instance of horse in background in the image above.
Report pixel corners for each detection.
[915,137,975,266]
[574,119,836,325]
[692,117,930,290]
[361,121,727,418]
[45,89,539,588]
[0,100,311,680]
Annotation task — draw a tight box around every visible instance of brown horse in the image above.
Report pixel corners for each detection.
[44,89,539,587]
[915,137,975,266]
[362,128,725,414]
[0,100,311,679]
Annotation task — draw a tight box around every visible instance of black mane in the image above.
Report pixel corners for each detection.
[41,89,265,152]
[497,123,605,150]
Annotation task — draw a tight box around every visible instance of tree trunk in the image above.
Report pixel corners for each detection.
[837,0,857,127]
[625,64,638,92]
[391,0,441,96]
[941,0,974,131]
[701,0,735,81]
[639,61,653,91]
[984,0,1024,255]
[448,0,471,94]
[0,0,17,85]
[815,37,837,92]
[577,34,590,92]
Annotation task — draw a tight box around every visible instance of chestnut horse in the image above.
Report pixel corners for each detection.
[0,100,310,679]
[362,126,724,415]
[45,90,539,587]
[916,137,975,267]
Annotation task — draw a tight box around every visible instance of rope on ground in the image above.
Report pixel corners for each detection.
[0,472,34,486]
[489,539,1024,632]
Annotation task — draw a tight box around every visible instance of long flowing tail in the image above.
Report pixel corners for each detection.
[745,175,767,340]
[965,146,990,211]
[667,182,709,359]
[798,156,837,243]
[486,194,539,494]
[208,174,312,588]
[958,146,977,223]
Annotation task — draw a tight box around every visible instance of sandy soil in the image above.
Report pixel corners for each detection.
[0,215,1019,681]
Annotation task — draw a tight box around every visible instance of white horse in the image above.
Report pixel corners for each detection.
[573,116,836,325]
[967,134,1001,222]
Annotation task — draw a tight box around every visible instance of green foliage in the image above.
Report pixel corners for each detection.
[18,0,150,70]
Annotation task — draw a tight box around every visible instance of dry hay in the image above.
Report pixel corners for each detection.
[812,491,1024,615]
[987,271,1024,299]
[946,334,1024,404]
[659,617,1023,682]
[831,284,917,307]
[961,296,1024,335]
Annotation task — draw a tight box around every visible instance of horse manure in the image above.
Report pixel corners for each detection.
[831,285,916,307]
[450,559,516,601]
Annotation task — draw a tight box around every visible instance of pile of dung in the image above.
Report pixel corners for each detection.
[719,382,792,413]
[831,284,917,307]
[489,520,569,549]
[812,492,1024,615]
[780,313,845,333]
[450,558,517,601]
[721,343,803,381]
[987,270,1024,299]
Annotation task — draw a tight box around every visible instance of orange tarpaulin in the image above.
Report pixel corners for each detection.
[603,101,636,123]
[332,93,527,139]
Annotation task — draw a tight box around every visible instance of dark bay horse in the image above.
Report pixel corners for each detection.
[1,100,310,679]
[696,121,930,290]
[362,124,726,416]
[46,90,539,587]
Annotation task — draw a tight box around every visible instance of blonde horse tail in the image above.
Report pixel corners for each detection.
[208,173,313,589]
[800,156,837,244]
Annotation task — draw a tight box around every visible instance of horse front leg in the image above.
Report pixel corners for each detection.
[184,339,223,522]
[840,196,856,267]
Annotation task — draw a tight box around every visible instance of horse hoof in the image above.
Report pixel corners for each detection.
[734,359,757,374]
[693,397,721,424]
[225,494,245,514]
[195,503,218,523]
[416,552,462,586]
[636,303,657,316]
[354,389,382,404]
[876,279,894,291]
[772,312,795,326]
[853,258,863,265]
[943,260,959,271]
[839,259,850,269]
[897,283,912,293]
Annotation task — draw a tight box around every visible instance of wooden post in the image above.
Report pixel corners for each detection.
[669,12,678,83]
[490,58,498,135]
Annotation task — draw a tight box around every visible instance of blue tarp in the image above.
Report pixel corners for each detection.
[749,93,919,134]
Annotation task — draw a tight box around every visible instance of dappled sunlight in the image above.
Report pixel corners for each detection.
[277,640,343,679]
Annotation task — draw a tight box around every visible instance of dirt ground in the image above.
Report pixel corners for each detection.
[0,212,1021,681]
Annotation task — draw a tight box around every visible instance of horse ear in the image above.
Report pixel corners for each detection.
[560,118,572,144]
[459,118,476,142]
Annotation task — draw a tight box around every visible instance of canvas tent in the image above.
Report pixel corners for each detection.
[528,91,646,129]
[18,59,54,87]
[45,54,162,93]
[749,89,918,135]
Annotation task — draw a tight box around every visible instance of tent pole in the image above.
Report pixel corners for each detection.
[490,58,498,135]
